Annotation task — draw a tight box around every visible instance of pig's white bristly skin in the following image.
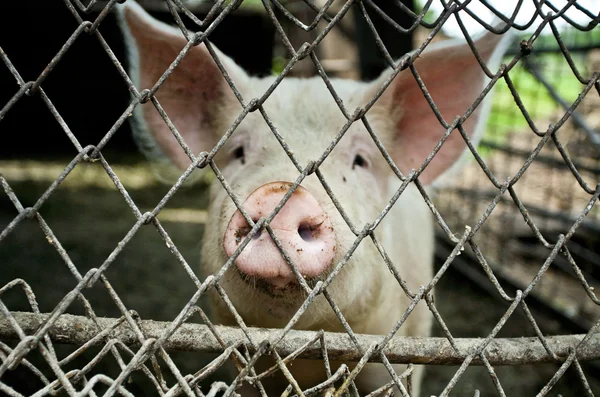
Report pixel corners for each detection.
[117,2,512,395]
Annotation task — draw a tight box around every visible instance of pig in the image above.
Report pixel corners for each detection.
[117,2,510,395]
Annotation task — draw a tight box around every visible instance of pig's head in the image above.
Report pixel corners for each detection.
[119,2,510,329]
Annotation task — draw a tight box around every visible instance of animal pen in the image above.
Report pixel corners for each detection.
[0,0,599,396]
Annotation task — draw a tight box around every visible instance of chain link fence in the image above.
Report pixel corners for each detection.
[1,0,599,396]
[436,22,600,336]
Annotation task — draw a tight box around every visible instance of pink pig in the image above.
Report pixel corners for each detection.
[118,2,510,395]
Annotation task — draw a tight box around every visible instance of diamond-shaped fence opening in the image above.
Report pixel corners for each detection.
[0,0,599,396]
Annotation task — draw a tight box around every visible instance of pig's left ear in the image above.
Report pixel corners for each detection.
[369,31,511,186]
[117,1,249,170]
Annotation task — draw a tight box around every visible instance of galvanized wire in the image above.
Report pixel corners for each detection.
[1,0,599,396]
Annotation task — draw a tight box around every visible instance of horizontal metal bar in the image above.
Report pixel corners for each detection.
[1,311,599,366]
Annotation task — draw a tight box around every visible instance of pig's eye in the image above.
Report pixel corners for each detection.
[233,146,245,165]
[352,154,369,170]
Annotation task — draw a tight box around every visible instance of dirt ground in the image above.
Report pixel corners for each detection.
[1,156,599,396]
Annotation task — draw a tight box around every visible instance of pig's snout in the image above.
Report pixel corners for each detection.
[223,182,336,288]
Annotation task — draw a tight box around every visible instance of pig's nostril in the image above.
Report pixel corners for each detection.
[235,226,262,242]
[298,224,315,242]
[224,183,336,285]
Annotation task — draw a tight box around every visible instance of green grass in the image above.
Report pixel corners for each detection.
[484,48,587,152]
[272,56,287,75]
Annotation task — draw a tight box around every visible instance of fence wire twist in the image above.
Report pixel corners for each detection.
[1,0,599,396]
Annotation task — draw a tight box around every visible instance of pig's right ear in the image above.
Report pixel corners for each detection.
[116,1,248,170]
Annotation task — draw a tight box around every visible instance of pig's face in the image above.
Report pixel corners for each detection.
[118,2,510,331]
[203,77,394,326]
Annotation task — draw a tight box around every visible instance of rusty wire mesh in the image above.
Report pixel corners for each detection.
[1,0,600,396]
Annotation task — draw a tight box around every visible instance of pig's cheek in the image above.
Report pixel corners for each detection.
[339,176,380,226]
